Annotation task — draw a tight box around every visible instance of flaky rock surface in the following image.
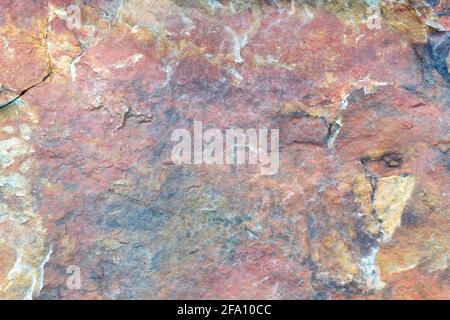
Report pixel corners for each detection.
[0,0,449,299]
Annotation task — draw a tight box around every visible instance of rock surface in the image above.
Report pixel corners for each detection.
[0,0,449,299]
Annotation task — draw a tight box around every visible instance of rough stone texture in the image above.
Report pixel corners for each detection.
[0,0,449,300]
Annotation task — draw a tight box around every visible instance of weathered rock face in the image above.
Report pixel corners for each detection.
[0,0,448,300]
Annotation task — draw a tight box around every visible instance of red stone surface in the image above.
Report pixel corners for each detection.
[0,0,448,300]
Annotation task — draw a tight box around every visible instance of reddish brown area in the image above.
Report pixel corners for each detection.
[0,0,448,300]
